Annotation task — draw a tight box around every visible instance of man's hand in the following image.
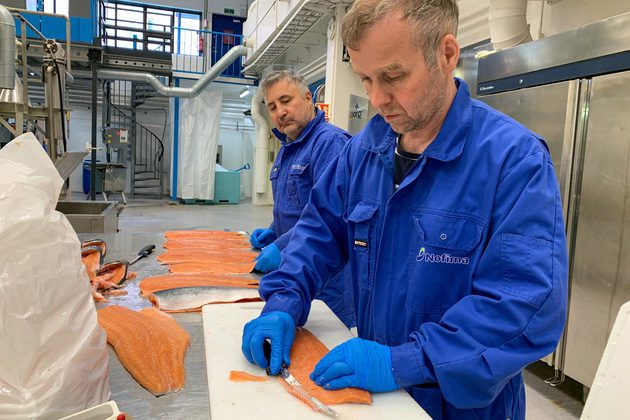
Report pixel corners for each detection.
[250,228,277,249]
[310,338,400,392]
[254,243,281,273]
[242,311,296,375]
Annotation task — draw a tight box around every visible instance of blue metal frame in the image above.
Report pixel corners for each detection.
[172,78,180,200]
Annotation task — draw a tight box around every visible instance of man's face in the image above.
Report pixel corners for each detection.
[347,12,451,136]
[264,79,315,141]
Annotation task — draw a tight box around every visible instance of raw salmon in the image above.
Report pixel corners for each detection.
[97,305,190,396]
[81,247,101,282]
[229,370,269,382]
[164,230,247,240]
[286,328,372,406]
[139,273,258,297]
[157,250,257,265]
[148,286,261,312]
[168,261,256,275]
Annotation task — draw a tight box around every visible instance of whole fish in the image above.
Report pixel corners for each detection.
[148,286,261,312]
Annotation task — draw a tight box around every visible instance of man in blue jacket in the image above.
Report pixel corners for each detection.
[249,70,355,327]
[242,1,568,419]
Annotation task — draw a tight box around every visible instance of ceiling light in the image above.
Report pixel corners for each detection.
[239,88,250,98]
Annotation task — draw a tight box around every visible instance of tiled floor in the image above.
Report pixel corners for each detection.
[115,197,585,419]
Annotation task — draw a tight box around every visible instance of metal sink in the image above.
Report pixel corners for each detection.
[56,201,118,233]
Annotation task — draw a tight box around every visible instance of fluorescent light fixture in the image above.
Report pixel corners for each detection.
[239,88,250,98]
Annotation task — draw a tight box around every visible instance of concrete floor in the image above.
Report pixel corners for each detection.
[117,197,585,419]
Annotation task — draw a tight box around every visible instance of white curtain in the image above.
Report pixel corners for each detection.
[178,88,222,200]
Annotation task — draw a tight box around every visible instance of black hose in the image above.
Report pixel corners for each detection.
[51,58,68,153]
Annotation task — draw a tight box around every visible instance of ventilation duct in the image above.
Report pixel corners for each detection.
[488,0,532,51]
[98,45,248,98]
[0,4,16,90]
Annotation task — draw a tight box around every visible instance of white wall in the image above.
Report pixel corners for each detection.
[218,123,255,199]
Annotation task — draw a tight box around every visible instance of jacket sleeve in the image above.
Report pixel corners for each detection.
[272,131,350,251]
[390,149,568,409]
[260,148,350,325]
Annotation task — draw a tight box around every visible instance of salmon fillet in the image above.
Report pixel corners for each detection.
[164,230,247,240]
[157,249,257,265]
[229,370,269,382]
[139,274,259,297]
[287,328,372,406]
[168,261,256,275]
[97,305,190,396]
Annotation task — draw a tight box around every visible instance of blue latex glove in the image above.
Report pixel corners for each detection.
[242,311,296,375]
[250,228,277,249]
[254,243,281,273]
[310,338,400,392]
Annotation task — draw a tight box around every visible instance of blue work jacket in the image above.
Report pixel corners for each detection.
[260,79,568,419]
[268,109,355,326]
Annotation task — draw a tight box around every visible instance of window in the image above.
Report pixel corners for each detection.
[102,1,201,53]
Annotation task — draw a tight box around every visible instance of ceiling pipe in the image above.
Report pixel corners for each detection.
[98,45,248,98]
[0,4,16,89]
[488,0,532,51]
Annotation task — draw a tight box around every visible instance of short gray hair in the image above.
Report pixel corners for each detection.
[342,0,459,68]
[260,70,310,98]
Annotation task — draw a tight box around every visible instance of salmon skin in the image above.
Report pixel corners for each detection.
[97,305,190,396]
[148,286,262,312]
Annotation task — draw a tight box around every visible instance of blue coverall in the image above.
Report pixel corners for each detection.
[267,108,355,327]
[260,79,568,419]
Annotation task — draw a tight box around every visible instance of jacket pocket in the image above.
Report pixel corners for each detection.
[500,233,553,308]
[405,212,483,313]
[346,201,379,290]
[286,162,310,208]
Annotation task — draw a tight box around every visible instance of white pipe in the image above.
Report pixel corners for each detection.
[0,4,16,90]
[251,87,270,195]
[99,45,248,98]
[488,0,532,51]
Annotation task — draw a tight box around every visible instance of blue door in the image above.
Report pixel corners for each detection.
[211,14,244,77]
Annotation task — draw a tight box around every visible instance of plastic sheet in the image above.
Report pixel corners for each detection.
[0,133,110,419]
[178,87,223,200]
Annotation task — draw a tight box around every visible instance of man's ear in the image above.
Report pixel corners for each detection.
[305,91,313,102]
[439,34,460,72]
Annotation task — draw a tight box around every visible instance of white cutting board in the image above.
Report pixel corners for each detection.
[202,300,430,419]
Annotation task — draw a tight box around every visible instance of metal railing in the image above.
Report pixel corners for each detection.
[173,26,244,77]
[103,82,165,198]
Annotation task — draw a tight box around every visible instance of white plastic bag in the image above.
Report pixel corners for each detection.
[0,133,111,419]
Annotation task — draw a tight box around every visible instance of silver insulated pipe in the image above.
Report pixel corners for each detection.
[99,45,248,98]
[0,4,16,90]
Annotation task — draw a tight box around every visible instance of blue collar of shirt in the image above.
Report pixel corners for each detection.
[360,78,472,162]
[272,108,324,146]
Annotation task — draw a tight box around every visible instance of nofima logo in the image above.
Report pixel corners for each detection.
[416,247,470,265]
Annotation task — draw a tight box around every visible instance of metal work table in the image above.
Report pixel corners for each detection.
[81,231,224,419]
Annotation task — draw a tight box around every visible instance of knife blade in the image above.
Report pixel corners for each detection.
[263,340,339,417]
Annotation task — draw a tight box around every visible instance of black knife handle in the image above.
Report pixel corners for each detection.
[139,244,155,256]
[263,339,273,375]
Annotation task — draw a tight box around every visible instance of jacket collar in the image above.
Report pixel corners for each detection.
[272,108,324,146]
[360,78,472,162]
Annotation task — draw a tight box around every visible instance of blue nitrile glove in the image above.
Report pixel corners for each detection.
[310,337,400,392]
[254,243,281,273]
[250,228,277,249]
[242,311,296,375]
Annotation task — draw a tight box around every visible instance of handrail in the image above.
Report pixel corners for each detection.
[6,7,71,73]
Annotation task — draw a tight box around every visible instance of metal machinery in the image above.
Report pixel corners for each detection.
[473,12,630,392]
[0,6,74,164]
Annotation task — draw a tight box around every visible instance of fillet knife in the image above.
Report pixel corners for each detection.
[129,244,155,265]
[263,340,339,417]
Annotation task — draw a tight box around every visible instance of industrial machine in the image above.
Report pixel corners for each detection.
[474,12,630,392]
[0,4,117,233]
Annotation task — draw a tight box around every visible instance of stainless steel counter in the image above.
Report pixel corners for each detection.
[81,231,257,419]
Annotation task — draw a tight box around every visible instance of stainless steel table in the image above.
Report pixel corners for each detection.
[81,231,231,419]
